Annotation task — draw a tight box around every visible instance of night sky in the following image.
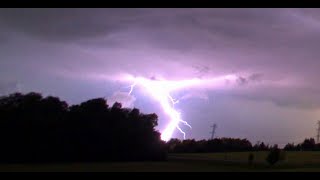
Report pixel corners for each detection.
[0,8,319,146]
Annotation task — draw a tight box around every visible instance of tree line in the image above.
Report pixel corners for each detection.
[166,138,274,153]
[1,92,319,163]
[0,92,166,163]
[284,138,320,151]
[166,138,320,153]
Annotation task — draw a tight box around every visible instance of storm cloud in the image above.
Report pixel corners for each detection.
[0,8,319,144]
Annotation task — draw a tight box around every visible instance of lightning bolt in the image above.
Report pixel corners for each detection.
[129,82,136,95]
[128,78,191,141]
[122,74,238,142]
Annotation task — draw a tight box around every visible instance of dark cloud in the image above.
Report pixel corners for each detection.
[0,8,320,143]
[228,85,320,110]
[236,76,248,86]
[248,73,263,82]
[1,8,319,107]
[0,8,147,42]
[0,9,292,48]
[193,64,210,78]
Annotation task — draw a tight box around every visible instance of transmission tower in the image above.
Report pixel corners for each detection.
[317,121,320,143]
[210,123,217,140]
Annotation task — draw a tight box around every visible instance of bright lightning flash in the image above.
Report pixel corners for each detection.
[125,74,238,142]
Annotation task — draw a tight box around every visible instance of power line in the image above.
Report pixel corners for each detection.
[317,121,320,143]
[210,123,217,140]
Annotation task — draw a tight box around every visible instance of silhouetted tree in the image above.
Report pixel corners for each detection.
[266,145,281,166]
[167,138,182,153]
[282,138,320,151]
[301,138,316,151]
[0,92,166,163]
[253,142,270,151]
[284,143,296,151]
[167,137,253,153]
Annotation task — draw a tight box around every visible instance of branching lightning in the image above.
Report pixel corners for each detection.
[128,77,191,141]
[123,74,238,142]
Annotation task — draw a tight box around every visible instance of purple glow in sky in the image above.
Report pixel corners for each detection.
[123,73,238,141]
[0,8,320,145]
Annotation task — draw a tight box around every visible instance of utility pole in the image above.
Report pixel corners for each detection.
[210,123,217,140]
[317,121,320,143]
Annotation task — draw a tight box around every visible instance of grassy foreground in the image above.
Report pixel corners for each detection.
[1,151,320,172]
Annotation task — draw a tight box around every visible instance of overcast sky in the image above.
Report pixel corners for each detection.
[1,8,320,145]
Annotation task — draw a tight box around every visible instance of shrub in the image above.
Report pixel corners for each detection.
[266,145,282,166]
[248,153,254,165]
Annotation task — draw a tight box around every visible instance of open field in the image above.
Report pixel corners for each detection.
[1,151,320,172]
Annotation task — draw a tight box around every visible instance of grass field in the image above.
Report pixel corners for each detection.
[1,151,320,172]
